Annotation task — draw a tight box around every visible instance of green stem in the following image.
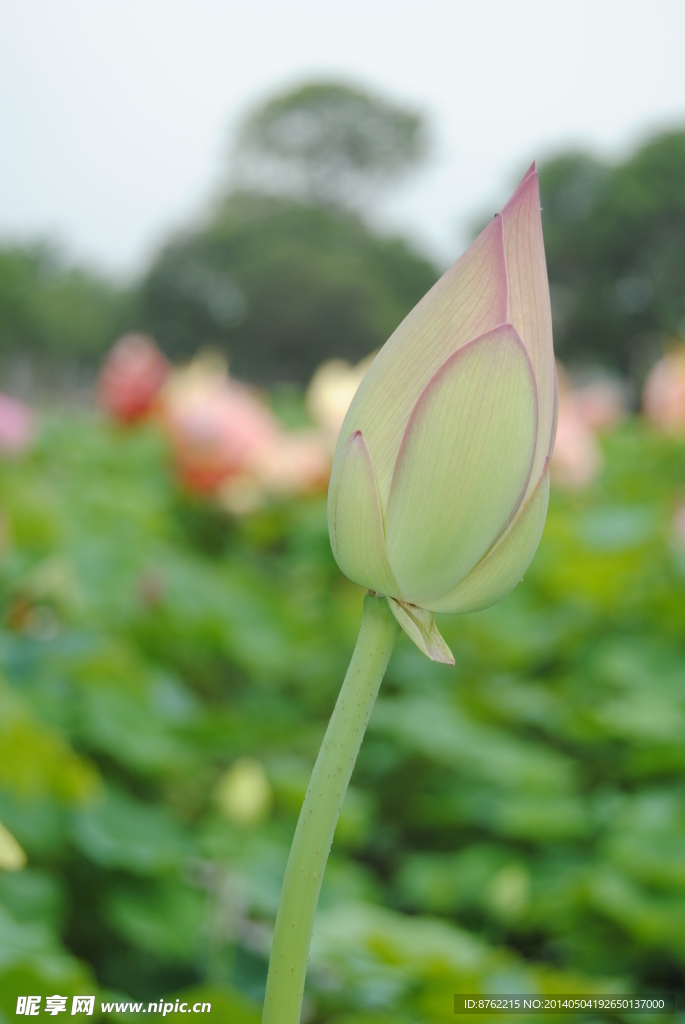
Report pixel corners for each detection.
[262,593,400,1024]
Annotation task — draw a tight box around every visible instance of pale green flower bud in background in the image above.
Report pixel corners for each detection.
[215,757,272,827]
[0,819,26,871]
[328,165,557,663]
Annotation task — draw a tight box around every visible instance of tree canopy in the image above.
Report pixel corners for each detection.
[138,192,438,384]
[538,130,685,377]
[8,85,685,392]
[0,244,131,367]
[138,79,437,384]
[232,80,427,210]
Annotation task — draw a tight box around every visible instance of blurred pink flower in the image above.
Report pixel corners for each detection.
[252,430,330,496]
[550,368,626,490]
[0,393,34,455]
[643,348,685,433]
[551,396,603,489]
[98,333,170,424]
[218,431,330,513]
[159,359,280,495]
[572,379,625,432]
[550,369,604,489]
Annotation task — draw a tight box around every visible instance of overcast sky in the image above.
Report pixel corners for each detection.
[2,0,685,278]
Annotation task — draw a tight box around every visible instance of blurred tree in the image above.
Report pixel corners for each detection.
[536,131,685,378]
[138,192,438,385]
[138,80,437,385]
[0,243,133,384]
[231,80,427,210]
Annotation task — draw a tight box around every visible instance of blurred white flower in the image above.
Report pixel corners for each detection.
[215,757,272,827]
[0,820,26,871]
[306,355,375,446]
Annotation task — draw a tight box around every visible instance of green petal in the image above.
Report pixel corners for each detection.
[429,465,550,613]
[387,598,454,665]
[327,430,400,596]
[501,168,556,491]
[336,215,508,507]
[385,325,537,608]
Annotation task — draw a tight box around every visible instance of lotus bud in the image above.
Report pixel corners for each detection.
[215,757,272,827]
[328,165,557,664]
[0,819,26,871]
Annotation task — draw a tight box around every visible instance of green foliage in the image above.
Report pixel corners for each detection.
[0,413,684,1018]
[0,244,132,367]
[538,131,685,375]
[138,193,438,383]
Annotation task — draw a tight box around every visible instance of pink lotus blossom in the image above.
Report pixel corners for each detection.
[98,334,170,424]
[551,398,602,489]
[550,374,602,489]
[572,379,625,432]
[252,430,330,497]
[159,359,280,495]
[0,393,34,455]
[643,347,685,433]
[218,431,329,512]
[549,367,626,490]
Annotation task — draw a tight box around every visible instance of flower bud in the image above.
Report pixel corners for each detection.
[328,166,557,662]
[215,757,272,827]
[0,819,26,871]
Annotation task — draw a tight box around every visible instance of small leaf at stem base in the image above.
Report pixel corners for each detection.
[386,597,454,665]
